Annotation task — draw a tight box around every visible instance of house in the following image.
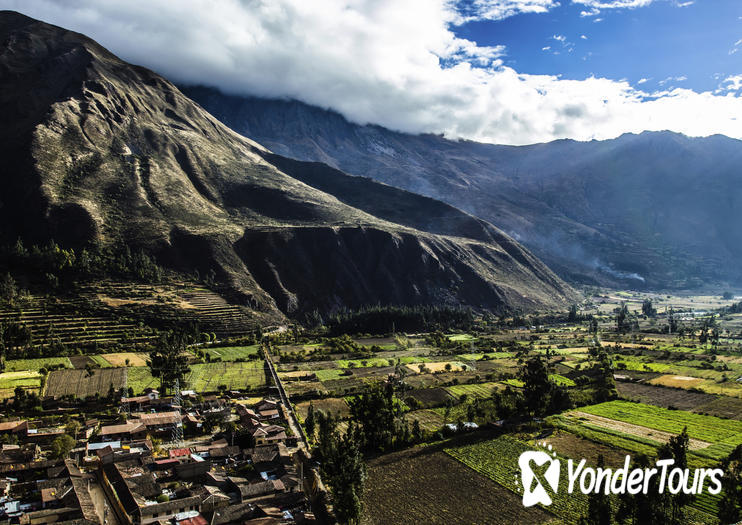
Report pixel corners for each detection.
[238,479,285,502]
[252,425,286,446]
[100,421,148,442]
[0,420,28,435]
[100,462,202,525]
[132,411,182,432]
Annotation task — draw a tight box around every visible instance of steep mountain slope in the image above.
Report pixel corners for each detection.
[0,11,576,318]
[184,86,742,289]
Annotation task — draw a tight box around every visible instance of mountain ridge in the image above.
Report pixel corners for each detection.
[183,85,742,289]
[0,11,577,319]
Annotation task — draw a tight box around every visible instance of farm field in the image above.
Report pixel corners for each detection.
[90,352,149,368]
[44,368,126,399]
[445,382,501,399]
[615,381,720,413]
[295,398,350,420]
[404,409,445,432]
[0,371,42,397]
[201,345,260,361]
[572,400,742,461]
[362,446,554,525]
[445,435,588,523]
[4,357,72,372]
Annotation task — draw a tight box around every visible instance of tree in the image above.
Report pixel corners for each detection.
[580,454,612,525]
[568,304,579,322]
[668,307,678,334]
[305,403,316,440]
[519,352,552,417]
[718,444,742,523]
[51,434,76,458]
[0,273,17,303]
[317,419,366,525]
[589,347,616,402]
[656,427,693,525]
[641,299,656,318]
[348,382,406,452]
[147,332,191,394]
[616,454,669,525]
[616,303,631,333]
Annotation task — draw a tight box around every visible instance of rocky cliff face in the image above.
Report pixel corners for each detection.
[184,85,742,289]
[0,11,577,318]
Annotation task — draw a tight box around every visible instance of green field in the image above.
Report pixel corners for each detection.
[448,334,475,342]
[445,436,587,523]
[550,374,576,387]
[4,357,72,372]
[127,361,266,394]
[336,356,427,368]
[0,371,42,389]
[315,368,347,381]
[502,378,525,388]
[445,382,500,399]
[202,345,260,361]
[457,352,517,361]
[579,400,742,460]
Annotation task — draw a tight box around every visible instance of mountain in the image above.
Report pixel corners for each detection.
[0,11,577,319]
[183,86,742,289]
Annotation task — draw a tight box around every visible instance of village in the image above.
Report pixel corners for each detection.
[0,384,321,525]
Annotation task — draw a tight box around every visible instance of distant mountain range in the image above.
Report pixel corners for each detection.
[0,11,577,319]
[184,86,742,290]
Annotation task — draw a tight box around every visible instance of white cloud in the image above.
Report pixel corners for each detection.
[637,77,649,84]
[658,75,687,86]
[451,0,560,21]
[719,75,742,92]
[730,39,742,55]
[542,45,552,50]
[574,0,692,16]
[2,0,742,146]
[552,34,567,42]
[580,34,588,39]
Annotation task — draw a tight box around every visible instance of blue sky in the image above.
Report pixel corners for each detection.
[455,0,742,94]
[3,0,742,145]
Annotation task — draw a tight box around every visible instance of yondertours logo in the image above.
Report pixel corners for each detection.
[517,443,724,508]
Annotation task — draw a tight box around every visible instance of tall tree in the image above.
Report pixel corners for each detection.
[518,350,554,417]
[718,444,742,524]
[580,454,612,525]
[348,381,405,452]
[657,428,693,525]
[147,332,191,394]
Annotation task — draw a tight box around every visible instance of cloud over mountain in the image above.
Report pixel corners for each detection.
[2,0,740,145]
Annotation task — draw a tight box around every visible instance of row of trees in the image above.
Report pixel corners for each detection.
[0,239,165,290]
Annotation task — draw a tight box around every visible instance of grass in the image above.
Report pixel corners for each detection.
[502,378,525,388]
[445,382,501,399]
[4,357,72,372]
[315,369,347,382]
[0,371,41,389]
[550,374,576,387]
[201,345,260,361]
[448,334,475,342]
